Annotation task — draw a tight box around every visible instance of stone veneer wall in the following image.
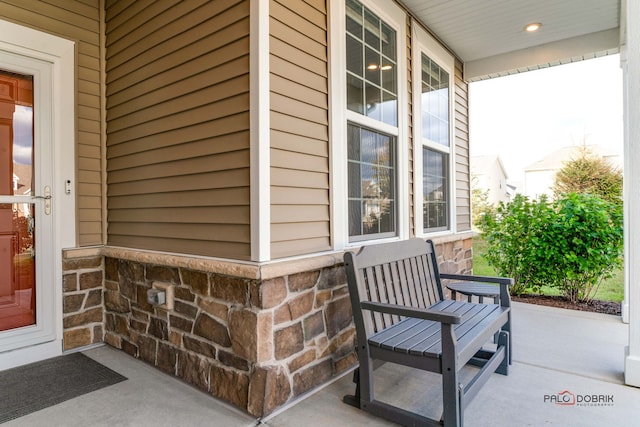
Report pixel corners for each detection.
[62,251,105,351]
[60,235,472,417]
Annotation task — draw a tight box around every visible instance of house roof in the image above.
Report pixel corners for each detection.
[403,0,621,81]
[471,155,509,180]
[523,144,622,172]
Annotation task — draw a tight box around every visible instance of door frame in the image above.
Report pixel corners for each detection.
[0,19,76,370]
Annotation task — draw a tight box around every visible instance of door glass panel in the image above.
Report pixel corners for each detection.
[0,70,35,332]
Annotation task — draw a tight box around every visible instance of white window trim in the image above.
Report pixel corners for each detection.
[329,0,409,250]
[412,23,457,237]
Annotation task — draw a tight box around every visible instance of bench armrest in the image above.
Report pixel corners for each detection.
[439,273,513,285]
[360,301,462,324]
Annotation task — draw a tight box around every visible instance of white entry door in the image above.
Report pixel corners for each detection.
[0,52,56,353]
[0,20,75,369]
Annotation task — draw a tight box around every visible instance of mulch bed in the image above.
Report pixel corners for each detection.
[512,294,621,316]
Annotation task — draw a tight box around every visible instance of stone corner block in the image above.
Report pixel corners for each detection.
[229,309,273,363]
[248,366,292,417]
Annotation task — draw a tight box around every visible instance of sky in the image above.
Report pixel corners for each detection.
[468,54,623,183]
[13,105,33,165]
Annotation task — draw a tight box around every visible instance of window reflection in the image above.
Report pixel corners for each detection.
[423,148,449,231]
[348,124,396,238]
[421,54,449,147]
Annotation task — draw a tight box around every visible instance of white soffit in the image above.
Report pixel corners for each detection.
[401,0,621,80]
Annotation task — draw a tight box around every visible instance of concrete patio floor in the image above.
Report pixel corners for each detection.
[4,302,639,426]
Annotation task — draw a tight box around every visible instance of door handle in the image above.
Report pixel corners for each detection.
[32,186,51,215]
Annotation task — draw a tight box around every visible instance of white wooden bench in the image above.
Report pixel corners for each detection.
[343,238,512,427]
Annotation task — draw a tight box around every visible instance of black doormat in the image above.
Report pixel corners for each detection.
[0,352,127,423]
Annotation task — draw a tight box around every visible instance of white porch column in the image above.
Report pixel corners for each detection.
[624,0,640,387]
[250,0,271,262]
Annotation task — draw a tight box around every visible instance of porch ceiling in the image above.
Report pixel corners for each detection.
[402,0,622,81]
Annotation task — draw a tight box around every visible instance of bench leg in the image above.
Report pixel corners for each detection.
[441,324,462,427]
[503,311,513,364]
[344,354,376,411]
[342,368,361,408]
[496,330,509,375]
[442,361,462,427]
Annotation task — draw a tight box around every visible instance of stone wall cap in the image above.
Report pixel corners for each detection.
[64,235,471,280]
[97,247,344,280]
[63,246,102,259]
[258,253,344,280]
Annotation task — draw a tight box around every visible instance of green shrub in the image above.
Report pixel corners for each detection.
[477,194,553,295]
[539,193,623,302]
[478,193,623,302]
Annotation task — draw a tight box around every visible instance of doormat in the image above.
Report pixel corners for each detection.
[0,352,127,423]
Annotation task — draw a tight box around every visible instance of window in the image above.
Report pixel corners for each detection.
[348,124,396,239]
[344,0,404,242]
[345,0,397,126]
[413,25,455,235]
[423,147,448,231]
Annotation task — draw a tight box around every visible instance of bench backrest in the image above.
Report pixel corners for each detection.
[344,238,444,337]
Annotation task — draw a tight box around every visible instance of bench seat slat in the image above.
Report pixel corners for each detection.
[369,302,508,359]
[373,319,441,353]
[418,305,507,357]
[409,304,491,356]
[369,317,424,344]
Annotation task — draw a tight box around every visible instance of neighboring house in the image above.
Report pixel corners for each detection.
[3,0,640,417]
[523,145,623,199]
[471,155,512,205]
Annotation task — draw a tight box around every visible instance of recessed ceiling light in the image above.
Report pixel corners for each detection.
[367,64,378,70]
[525,22,542,32]
[380,64,393,71]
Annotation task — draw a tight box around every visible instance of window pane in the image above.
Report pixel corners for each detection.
[346,1,397,127]
[381,62,396,93]
[346,0,363,37]
[421,53,450,147]
[364,46,380,86]
[348,162,361,198]
[346,36,363,77]
[360,128,377,164]
[381,22,396,60]
[348,123,397,239]
[364,9,380,49]
[423,147,449,231]
[365,82,382,122]
[347,123,360,160]
[349,200,362,236]
[347,74,364,114]
[376,132,392,166]
[379,200,394,233]
[381,91,397,127]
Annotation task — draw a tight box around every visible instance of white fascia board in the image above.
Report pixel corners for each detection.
[465,28,620,82]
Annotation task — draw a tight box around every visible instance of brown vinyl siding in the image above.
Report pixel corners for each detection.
[454,59,471,231]
[407,16,415,237]
[0,0,104,245]
[105,0,252,259]
[269,0,330,258]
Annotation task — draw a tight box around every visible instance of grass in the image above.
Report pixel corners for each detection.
[472,235,624,303]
